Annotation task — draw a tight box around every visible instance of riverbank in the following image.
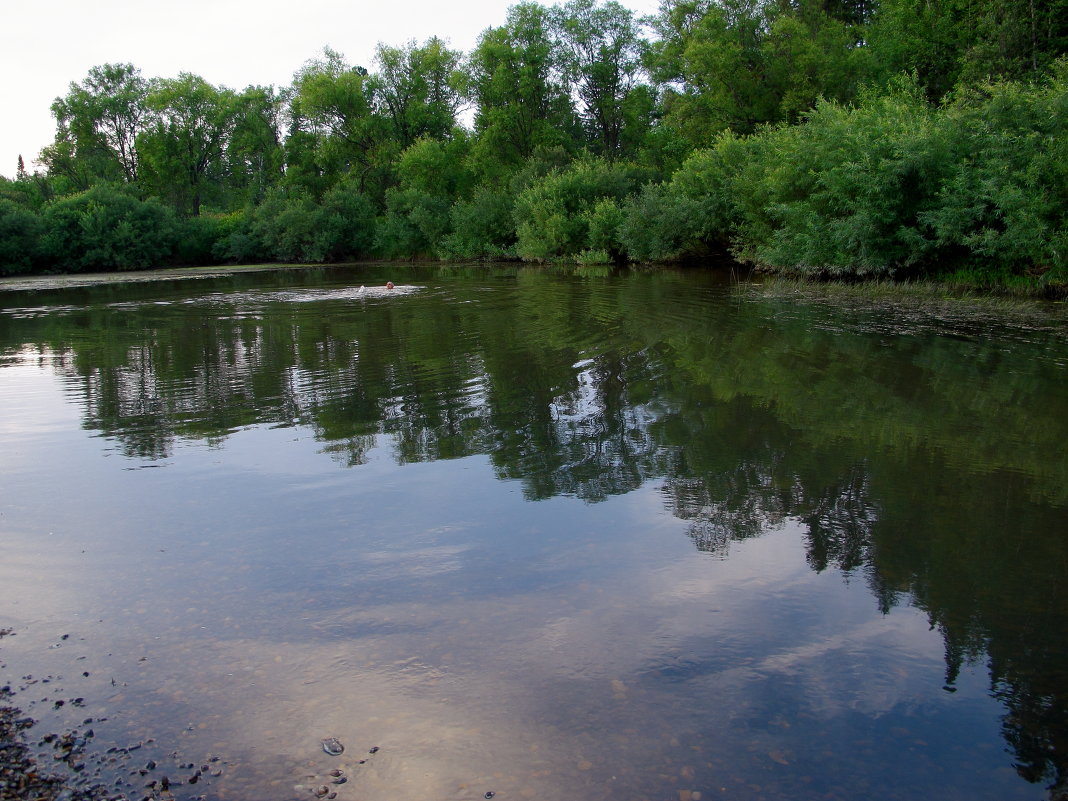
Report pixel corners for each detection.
[0,629,107,801]
[0,626,192,801]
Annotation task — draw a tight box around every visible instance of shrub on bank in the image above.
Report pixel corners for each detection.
[734,78,951,277]
[40,185,179,272]
[513,159,645,261]
[919,71,1068,287]
[316,184,377,261]
[374,188,452,259]
[176,212,238,266]
[619,66,1068,288]
[620,131,752,262]
[213,185,377,264]
[439,188,517,260]
[0,198,44,275]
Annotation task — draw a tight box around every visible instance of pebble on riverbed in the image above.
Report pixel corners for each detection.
[321,738,345,756]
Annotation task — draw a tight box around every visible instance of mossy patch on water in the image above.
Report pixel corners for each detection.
[741,277,1068,336]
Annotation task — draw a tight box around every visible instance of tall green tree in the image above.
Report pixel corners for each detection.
[137,74,239,216]
[225,85,285,207]
[467,2,581,178]
[866,0,1068,100]
[288,48,386,196]
[371,37,465,148]
[44,63,149,188]
[553,0,650,158]
[647,0,865,143]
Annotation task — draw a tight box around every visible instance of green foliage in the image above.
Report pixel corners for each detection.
[735,79,951,276]
[918,72,1068,283]
[506,145,576,194]
[620,130,751,261]
[864,0,970,101]
[44,63,148,188]
[238,191,323,262]
[314,183,377,261]
[375,188,452,259]
[584,197,625,258]
[624,64,1063,283]
[467,2,581,174]
[440,188,518,260]
[618,183,702,263]
[647,0,868,145]
[0,198,44,275]
[174,213,232,265]
[371,38,465,148]
[225,86,285,207]
[15,1,1068,284]
[214,191,329,263]
[0,173,50,212]
[552,0,649,158]
[724,68,1068,282]
[573,248,613,265]
[513,157,642,260]
[395,135,472,197]
[40,184,178,272]
[288,48,391,199]
[210,209,257,264]
[866,0,1068,101]
[138,74,240,216]
[210,183,376,267]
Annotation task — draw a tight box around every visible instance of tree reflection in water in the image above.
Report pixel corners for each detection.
[2,264,1066,797]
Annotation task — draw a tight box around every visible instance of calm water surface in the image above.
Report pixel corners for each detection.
[1,264,1066,801]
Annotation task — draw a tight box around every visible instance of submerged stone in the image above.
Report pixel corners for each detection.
[321,737,344,756]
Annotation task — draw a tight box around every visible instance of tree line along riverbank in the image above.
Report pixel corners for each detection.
[1,0,1067,294]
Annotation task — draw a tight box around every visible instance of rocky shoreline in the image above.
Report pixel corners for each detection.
[1,627,58,801]
[0,629,110,801]
[0,689,63,800]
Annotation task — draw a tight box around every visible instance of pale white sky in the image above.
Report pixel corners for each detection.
[1,0,663,180]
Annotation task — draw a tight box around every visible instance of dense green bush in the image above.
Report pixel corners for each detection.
[919,72,1068,285]
[620,131,752,262]
[40,184,179,272]
[374,188,452,259]
[512,158,644,261]
[439,188,517,260]
[734,79,952,276]
[315,184,377,261]
[584,197,626,261]
[719,68,1068,284]
[0,199,44,275]
[175,212,237,266]
[211,208,264,264]
[249,191,322,262]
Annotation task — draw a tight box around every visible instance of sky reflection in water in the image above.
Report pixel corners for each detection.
[0,265,1065,801]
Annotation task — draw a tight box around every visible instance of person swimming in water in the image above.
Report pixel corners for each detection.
[386,281,395,289]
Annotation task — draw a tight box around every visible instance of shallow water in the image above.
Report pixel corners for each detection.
[1,263,1066,801]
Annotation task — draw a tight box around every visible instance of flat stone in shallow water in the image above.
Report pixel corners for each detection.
[321,737,344,756]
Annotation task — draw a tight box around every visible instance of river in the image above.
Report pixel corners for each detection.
[1,263,1066,801]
